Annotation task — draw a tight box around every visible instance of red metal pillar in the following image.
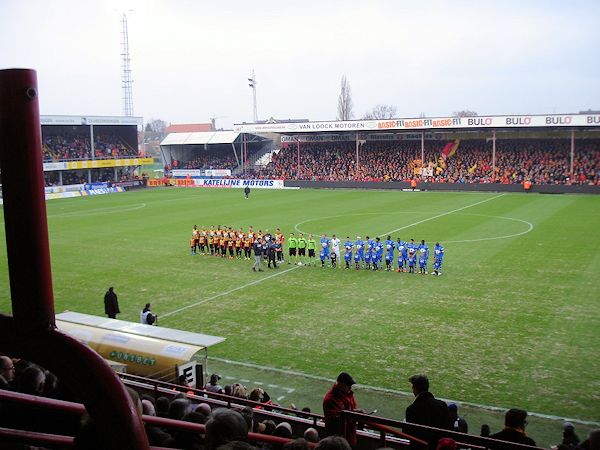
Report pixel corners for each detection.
[0,69,54,330]
[0,69,149,449]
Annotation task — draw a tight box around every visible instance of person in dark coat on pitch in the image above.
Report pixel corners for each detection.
[405,374,452,449]
[104,287,120,319]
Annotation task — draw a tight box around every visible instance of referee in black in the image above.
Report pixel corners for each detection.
[244,186,250,199]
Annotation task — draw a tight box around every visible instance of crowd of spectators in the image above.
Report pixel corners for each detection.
[1,355,598,450]
[44,168,139,187]
[250,139,600,185]
[184,149,239,171]
[42,132,138,162]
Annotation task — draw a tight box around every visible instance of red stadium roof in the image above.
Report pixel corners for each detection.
[165,123,214,133]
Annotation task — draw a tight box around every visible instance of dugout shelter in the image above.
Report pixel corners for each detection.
[56,311,225,387]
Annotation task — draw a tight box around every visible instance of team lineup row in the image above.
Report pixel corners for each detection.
[189,225,445,275]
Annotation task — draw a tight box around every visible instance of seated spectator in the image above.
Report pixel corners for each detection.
[561,421,580,448]
[282,438,310,450]
[490,408,536,446]
[155,396,171,418]
[205,373,224,393]
[314,436,352,450]
[205,408,249,450]
[447,403,468,433]
[166,411,207,450]
[304,427,320,443]
[575,429,600,450]
[0,355,15,390]
[169,397,193,421]
[18,365,46,395]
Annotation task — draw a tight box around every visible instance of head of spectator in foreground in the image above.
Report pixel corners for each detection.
[155,396,170,418]
[436,437,457,450]
[336,372,356,393]
[169,397,192,421]
[19,365,46,395]
[0,355,15,383]
[283,438,310,450]
[408,374,429,396]
[480,424,490,436]
[304,427,320,443]
[209,373,221,385]
[274,421,292,439]
[195,402,212,417]
[504,408,529,431]
[315,436,352,450]
[142,399,156,416]
[206,408,249,450]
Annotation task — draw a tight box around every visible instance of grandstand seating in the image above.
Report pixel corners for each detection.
[42,132,138,162]
[251,139,600,185]
[0,367,554,450]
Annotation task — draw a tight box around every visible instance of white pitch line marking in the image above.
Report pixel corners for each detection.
[161,266,300,318]
[210,356,600,426]
[443,213,534,243]
[378,193,506,237]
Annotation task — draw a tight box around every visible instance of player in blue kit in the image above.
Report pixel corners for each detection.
[320,233,331,268]
[354,236,365,270]
[396,237,407,272]
[406,238,417,273]
[343,237,353,269]
[432,242,444,276]
[418,239,429,274]
[364,236,373,270]
[384,235,395,271]
[373,237,383,271]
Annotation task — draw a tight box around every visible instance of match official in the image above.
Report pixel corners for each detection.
[252,238,264,272]
[288,232,297,264]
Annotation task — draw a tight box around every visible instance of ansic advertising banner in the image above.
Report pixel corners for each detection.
[235,113,600,134]
[195,178,284,189]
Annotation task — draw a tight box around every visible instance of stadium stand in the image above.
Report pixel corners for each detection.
[0,362,562,449]
[251,139,600,185]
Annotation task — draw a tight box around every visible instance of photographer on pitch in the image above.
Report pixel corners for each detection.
[140,303,158,325]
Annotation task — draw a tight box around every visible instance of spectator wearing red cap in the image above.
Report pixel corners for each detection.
[322,372,363,446]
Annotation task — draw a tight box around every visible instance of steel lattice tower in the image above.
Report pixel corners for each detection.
[120,14,134,117]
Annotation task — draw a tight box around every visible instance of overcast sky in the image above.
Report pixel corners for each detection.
[1,0,599,129]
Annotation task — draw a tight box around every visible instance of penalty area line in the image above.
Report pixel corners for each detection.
[378,193,506,237]
[161,266,301,319]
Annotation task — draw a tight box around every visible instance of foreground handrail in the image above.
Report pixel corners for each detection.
[0,389,316,448]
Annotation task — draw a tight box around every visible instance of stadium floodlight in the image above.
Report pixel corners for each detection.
[248,70,258,123]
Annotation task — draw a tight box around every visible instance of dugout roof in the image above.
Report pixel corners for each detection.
[56,311,225,348]
[160,131,242,146]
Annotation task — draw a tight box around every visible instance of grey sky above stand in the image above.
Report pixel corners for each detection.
[1,0,599,129]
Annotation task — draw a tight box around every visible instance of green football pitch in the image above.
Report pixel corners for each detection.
[1,187,599,437]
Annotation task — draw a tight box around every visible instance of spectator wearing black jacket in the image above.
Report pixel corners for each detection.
[267,241,277,268]
[252,239,264,272]
[405,374,452,449]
